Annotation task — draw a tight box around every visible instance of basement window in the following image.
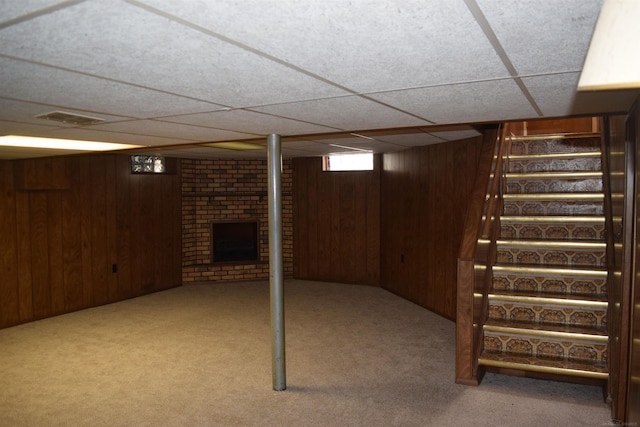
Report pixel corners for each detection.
[323,153,374,171]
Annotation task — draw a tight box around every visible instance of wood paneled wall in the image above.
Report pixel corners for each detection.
[381,136,483,320]
[0,154,181,329]
[604,114,630,421]
[628,99,640,424]
[292,156,380,286]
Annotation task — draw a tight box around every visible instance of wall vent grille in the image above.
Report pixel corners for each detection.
[35,111,105,126]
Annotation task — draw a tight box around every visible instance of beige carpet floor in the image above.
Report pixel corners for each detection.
[0,280,612,426]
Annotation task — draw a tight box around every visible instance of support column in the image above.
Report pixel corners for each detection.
[267,133,286,391]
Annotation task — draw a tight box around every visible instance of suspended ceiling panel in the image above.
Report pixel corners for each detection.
[0,0,627,160]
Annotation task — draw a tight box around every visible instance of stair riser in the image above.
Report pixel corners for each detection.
[496,247,606,268]
[483,333,607,364]
[492,273,607,296]
[487,301,607,328]
[503,200,603,216]
[508,158,601,173]
[505,179,602,194]
[510,138,600,155]
[500,223,605,241]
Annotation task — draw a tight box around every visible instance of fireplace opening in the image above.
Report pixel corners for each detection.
[211,221,259,263]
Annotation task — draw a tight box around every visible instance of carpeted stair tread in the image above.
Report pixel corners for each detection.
[505,170,603,195]
[496,242,606,268]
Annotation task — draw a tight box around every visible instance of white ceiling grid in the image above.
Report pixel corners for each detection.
[0,0,613,159]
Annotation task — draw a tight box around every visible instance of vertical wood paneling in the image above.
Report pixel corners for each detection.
[90,156,109,306]
[292,156,381,286]
[47,191,65,314]
[29,192,50,318]
[78,159,94,307]
[365,156,381,285]
[129,174,142,297]
[105,156,118,301]
[62,158,84,311]
[0,153,182,329]
[115,155,132,300]
[316,165,331,281]
[292,159,307,278]
[381,136,482,320]
[629,101,640,425]
[137,171,155,293]
[0,161,19,326]
[15,191,33,322]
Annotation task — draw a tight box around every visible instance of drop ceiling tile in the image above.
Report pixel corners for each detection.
[282,140,335,154]
[369,79,538,124]
[303,136,376,146]
[0,98,131,126]
[430,129,482,141]
[360,131,444,147]
[476,0,603,74]
[136,0,509,93]
[0,1,348,107]
[160,109,337,136]
[0,120,60,135]
[0,0,68,24]
[249,96,431,130]
[0,57,220,118]
[87,120,256,142]
[522,73,581,117]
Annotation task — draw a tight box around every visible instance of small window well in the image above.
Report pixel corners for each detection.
[323,152,374,171]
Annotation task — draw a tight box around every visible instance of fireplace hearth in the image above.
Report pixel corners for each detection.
[211,221,259,263]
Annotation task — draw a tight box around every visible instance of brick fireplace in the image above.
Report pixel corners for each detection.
[181,158,293,283]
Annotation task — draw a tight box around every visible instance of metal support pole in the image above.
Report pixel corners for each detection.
[267,133,286,391]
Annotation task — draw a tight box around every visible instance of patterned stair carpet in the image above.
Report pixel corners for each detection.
[479,134,609,379]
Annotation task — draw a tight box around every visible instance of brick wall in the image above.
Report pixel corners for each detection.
[181,158,293,283]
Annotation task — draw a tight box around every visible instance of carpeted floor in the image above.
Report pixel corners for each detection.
[0,280,612,426]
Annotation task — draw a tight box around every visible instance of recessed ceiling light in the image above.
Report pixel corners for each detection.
[203,142,264,151]
[0,135,142,151]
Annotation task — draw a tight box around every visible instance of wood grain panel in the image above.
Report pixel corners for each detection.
[627,100,640,424]
[0,161,19,326]
[0,153,182,329]
[105,156,118,301]
[514,117,595,136]
[381,136,482,320]
[90,156,109,306]
[15,190,33,322]
[292,156,381,286]
[47,191,65,314]
[115,155,133,300]
[14,157,69,190]
[62,158,84,311]
[29,191,50,318]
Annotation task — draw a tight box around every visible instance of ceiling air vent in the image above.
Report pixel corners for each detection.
[35,111,105,126]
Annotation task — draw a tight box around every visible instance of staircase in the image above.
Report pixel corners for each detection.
[477,133,609,381]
